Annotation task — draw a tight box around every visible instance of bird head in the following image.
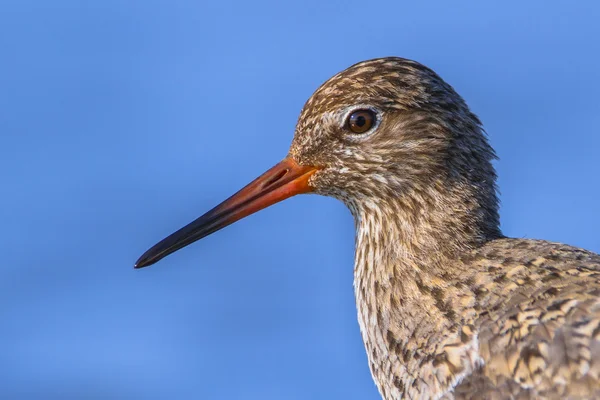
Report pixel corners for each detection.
[135,57,500,268]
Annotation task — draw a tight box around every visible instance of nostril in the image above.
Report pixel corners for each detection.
[262,168,289,189]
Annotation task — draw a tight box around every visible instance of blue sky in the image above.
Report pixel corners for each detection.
[1,1,599,399]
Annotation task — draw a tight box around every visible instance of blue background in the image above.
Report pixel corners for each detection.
[1,1,599,398]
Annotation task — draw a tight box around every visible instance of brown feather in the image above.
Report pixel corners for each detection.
[288,57,600,399]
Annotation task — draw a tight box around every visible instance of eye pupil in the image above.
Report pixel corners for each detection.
[347,109,376,134]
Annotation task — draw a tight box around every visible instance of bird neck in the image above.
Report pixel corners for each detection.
[352,179,501,276]
[350,183,498,399]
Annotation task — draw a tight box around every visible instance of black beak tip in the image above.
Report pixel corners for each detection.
[134,253,156,269]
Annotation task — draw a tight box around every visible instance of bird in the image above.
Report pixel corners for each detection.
[135,57,600,399]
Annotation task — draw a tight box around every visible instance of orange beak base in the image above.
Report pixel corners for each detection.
[134,158,318,268]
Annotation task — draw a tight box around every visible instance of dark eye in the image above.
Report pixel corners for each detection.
[347,109,376,134]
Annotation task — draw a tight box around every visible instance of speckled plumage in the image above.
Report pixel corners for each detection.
[287,58,600,399]
[135,56,600,399]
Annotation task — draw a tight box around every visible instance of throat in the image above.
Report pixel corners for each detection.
[352,184,500,277]
[350,195,494,399]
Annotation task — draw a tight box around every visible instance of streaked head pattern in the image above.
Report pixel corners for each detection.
[136,56,501,269]
[292,57,501,250]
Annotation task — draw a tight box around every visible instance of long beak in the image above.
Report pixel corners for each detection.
[134,158,319,269]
